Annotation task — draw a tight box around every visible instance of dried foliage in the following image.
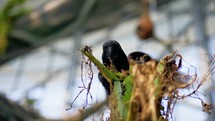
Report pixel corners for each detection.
[127,51,214,121]
[158,52,213,118]
[128,60,159,121]
[72,46,213,121]
[67,46,93,110]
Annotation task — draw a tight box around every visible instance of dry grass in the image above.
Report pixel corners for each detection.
[125,52,213,121]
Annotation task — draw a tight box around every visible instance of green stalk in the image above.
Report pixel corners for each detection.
[80,47,125,120]
[80,48,119,82]
[114,81,125,120]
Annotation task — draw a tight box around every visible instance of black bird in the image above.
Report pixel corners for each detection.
[102,40,129,71]
[98,73,111,94]
[128,51,152,64]
[98,40,129,94]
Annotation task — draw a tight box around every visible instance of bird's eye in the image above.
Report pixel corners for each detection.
[144,55,151,62]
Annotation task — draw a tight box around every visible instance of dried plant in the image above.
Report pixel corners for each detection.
[67,46,93,110]
[70,46,213,121]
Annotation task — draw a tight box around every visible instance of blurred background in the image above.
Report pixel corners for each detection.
[0,0,215,120]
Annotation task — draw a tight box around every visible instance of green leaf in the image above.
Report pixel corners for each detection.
[122,75,133,103]
[156,62,164,75]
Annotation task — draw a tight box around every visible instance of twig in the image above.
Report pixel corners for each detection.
[65,99,108,121]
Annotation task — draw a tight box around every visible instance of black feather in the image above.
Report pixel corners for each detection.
[98,72,111,95]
